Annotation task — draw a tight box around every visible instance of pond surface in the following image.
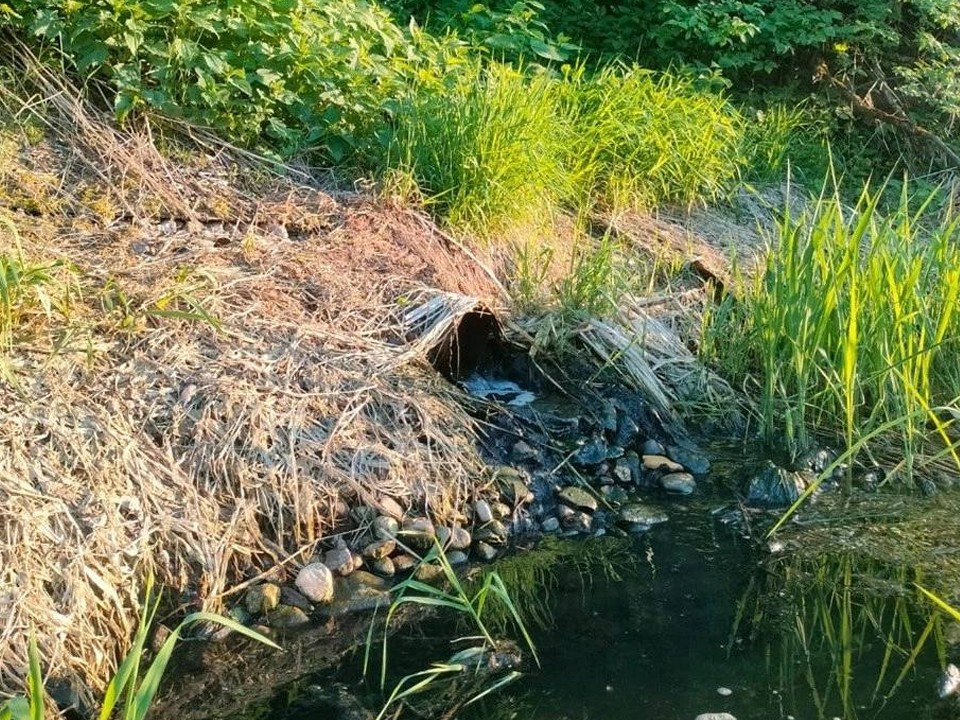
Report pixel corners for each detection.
[260,489,952,720]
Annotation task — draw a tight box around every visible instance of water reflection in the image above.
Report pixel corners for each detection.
[259,495,958,720]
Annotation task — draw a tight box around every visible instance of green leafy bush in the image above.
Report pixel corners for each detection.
[10,0,432,158]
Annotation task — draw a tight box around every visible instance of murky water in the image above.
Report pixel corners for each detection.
[258,490,951,720]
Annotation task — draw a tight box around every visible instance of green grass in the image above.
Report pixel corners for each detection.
[0,577,278,720]
[703,177,960,482]
[0,215,76,350]
[385,62,752,240]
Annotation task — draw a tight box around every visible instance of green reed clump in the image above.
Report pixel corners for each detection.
[567,65,746,211]
[385,61,750,241]
[704,179,960,480]
[386,61,573,238]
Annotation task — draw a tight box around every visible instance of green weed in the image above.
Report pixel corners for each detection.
[0,214,75,349]
[366,542,537,720]
[0,576,278,720]
[386,61,572,239]
[568,65,746,211]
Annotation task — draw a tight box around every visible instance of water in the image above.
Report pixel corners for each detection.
[258,493,950,720]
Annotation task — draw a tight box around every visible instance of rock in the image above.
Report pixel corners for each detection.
[643,455,685,473]
[377,497,404,520]
[369,556,396,577]
[667,445,711,474]
[746,462,808,507]
[641,438,666,456]
[618,504,668,531]
[392,554,418,573]
[373,515,399,540]
[561,511,593,533]
[600,485,629,504]
[613,463,633,485]
[414,563,445,584]
[795,446,837,473]
[605,445,625,460]
[448,525,472,551]
[350,505,378,526]
[324,545,356,577]
[402,516,436,550]
[474,520,508,545]
[295,563,335,604]
[541,516,561,532]
[501,477,533,505]
[694,714,737,720]
[574,437,608,466]
[938,663,960,698]
[447,550,469,565]
[473,499,494,524]
[716,687,733,696]
[492,501,511,519]
[599,399,618,432]
[618,452,642,485]
[228,605,253,626]
[474,542,498,561]
[279,586,314,613]
[321,571,391,617]
[362,539,396,560]
[266,605,311,629]
[245,583,281,615]
[660,472,697,495]
[855,466,884,491]
[557,486,598,513]
[510,440,538,463]
[614,415,639,447]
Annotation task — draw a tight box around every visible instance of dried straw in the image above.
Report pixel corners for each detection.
[0,73,500,701]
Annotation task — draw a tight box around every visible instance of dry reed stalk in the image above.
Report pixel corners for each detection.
[576,293,742,427]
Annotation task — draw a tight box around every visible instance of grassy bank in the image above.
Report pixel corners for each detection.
[1,0,959,711]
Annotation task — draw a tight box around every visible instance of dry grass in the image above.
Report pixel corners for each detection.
[0,66,504,703]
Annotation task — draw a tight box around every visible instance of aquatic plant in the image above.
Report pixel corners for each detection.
[0,577,278,720]
[366,542,537,720]
[739,501,960,719]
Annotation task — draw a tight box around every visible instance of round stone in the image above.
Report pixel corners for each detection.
[295,563,334,604]
[373,515,399,540]
[323,546,355,576]
[474,541,497,561]
[369,556,396,577]
[448,525,472,550]
[473,499,494,524]
[618,504,668,529]
[660,472,697,495]
[362,539,396,560]
[556,486,598,513]
[541,516,560,532]
[244,583,281,615]
[402,516,436,549]
[642,454,684,473]
[266,605,310,629]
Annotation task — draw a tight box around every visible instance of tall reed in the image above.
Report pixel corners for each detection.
[706,179,960,481]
